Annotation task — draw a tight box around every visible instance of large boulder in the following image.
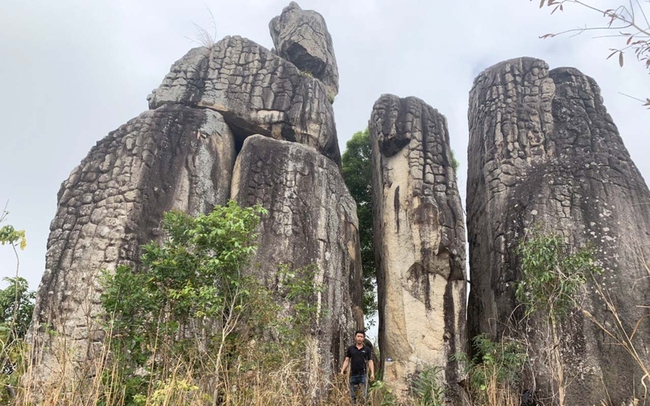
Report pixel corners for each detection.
[231,134,363,401]
[269,2,339,100]
[26,106,236,393]
[369,95,467,402]
[147,36,340,165]
[467,57,650,405]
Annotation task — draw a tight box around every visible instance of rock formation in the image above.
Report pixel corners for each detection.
[370,95,467,401]
[27,3,361,400]
[147,34,340,166]
[28,106,235,387]
[269,2,339,100]
[467,57,650,405]
[231,134,362,399]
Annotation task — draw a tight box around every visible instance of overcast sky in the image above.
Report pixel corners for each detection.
[1,0,649,301]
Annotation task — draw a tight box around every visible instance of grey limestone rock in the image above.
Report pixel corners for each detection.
[269,2,339,100]
[231,134,363,401]
[467,57,650,405]
[26,105,236,392]
[369,95,467,402]
[148,36,340,166]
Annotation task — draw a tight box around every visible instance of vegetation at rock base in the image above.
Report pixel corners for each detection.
[0,200,484,405]
[454,334,527,406]
[4,208,649,405]
[0,208,35,404]
[99,201,331,405]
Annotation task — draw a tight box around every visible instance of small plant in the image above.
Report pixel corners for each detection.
[188,6,218,47]
[100,201,266,403]
[368,379,399,406]
[515,227,602,406]
[450,149,459,175]
[410,365,446,405]
[278,264,324,328]
[516,230,601,318]
[455,334,526,406]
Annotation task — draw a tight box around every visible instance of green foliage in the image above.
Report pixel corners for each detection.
[455,334,527,404]
[136,378,199,406]
[0,277,35,340]
[369,379,399,406]
[0,279,33,403]
[516,230,602,318]
[0,225,26,251]
[101,201,267,403]
[0,332,28,404]
[341,128,376,315]
[450,149,459,175]
[0,210,33,403]
[514,228,602,402]
[100,201,326,404]
[410,365,446,405]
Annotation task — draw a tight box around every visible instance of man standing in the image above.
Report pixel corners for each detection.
[340,330,375,404]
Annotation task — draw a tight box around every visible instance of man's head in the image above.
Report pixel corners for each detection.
[354,329,365,345]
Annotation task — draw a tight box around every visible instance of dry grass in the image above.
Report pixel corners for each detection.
[5,334,377,406]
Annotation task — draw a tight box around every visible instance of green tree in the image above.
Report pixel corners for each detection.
[0,208,31,339]
[101,201,327,404]
[0,278,35,340]
[341,128,376,315]
[0,208,33,403]
[101,201,266,403]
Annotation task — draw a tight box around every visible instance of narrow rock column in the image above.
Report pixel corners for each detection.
[231,135,363,401]
[370,95,466,401]
[467,57,650,404]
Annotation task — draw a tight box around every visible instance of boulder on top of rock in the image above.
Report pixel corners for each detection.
[269,2,339,100]
[148,36,340,165]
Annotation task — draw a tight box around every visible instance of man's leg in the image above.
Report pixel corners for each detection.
[349,375,361,404]
[361,375,368,405]
[360,375,368,404]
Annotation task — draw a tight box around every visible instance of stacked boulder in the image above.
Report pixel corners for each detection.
[27,2,362,401]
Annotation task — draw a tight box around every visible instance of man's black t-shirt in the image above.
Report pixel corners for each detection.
[346,345,371,376]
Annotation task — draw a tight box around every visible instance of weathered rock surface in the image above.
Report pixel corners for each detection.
[148,36,340,165]
[26,106,236,391]
[467,57,650,405]
[231,134,363,400]
[27,5,356,398]
[269,2,339,100]
[370,95,467,401]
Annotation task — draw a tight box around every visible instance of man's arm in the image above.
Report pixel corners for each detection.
[340,357,350,374]
[368,359,375,381]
